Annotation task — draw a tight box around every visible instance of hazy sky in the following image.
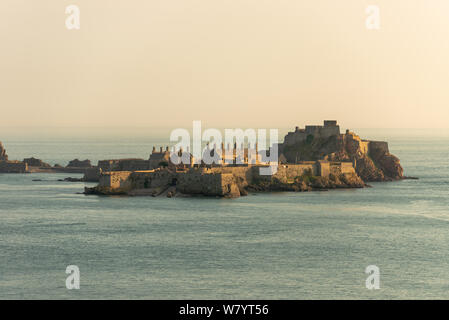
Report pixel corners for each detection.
[1,0,449,132]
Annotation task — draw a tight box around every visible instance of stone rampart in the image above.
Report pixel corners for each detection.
[98,159,150,171]
[368,141,389,155]
[0,161,29,173]
[94,159,356,197]
[99,171,133,189]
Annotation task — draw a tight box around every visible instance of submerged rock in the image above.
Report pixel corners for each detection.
[60,177,84,182]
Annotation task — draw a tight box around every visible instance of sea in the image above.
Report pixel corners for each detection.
[0,128,448,299]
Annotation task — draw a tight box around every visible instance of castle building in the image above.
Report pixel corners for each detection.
[283,120,341,146]
[148,146,172,169]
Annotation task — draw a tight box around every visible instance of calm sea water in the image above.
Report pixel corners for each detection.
[0,129,449,299]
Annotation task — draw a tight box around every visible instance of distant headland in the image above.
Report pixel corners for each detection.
[0,120,410,198]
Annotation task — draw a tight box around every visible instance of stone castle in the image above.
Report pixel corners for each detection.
[1,120,404,198]
[283,120,341,146]
[87,120,400,198]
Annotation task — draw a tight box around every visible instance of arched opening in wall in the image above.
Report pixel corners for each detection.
[144,177,150,189]
[171,178,177,186]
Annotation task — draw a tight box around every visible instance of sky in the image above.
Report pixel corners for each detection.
[1,0,449,134]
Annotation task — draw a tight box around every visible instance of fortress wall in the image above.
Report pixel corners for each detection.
[329,163,342,176]
[99,171,132,189]
[190,166,256,187]
[211,164,316,184]
[226,166,257,185]
[0,161,28,173]
[279,163,317,179]
[177,171,208,194]
[284,132,307,146]
[97,160,355,194]
[192,163,319,184]
[305,126,321,136]
[369,141,389,154]
[98,159,150,172]
[176,172,238,196]
[149,152,171,169]
[126,170,171,189]
[320,125,340,139]
[98,160,120,171]
[282,121,341,149]
[318,161,330,177]
[341,162,356,174]
[344,132,370,155]
[220,173,240,197]
[149,170,173,188]
[119,159,150,171]
[304,125,340,139]
[360,140,370,154]
[83,167,102,182]
[249,163,317,183]
[328,162,356,176]
[324,120,337,126]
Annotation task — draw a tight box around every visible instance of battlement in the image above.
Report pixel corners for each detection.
[97,159,357,194]
[324,120,338,126]
[98,158,151,171]
[284,120,341,146]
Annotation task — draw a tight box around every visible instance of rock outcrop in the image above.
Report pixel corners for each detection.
[23,157,51,168]
[0,141,8,161]
[247,171,365,192]
[67,159,92,168]
[85,162,367,198]
[280,130,404,182]
[84,121,406,198]
[367,143,403,180]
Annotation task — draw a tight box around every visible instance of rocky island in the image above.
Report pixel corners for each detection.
[83,121,406,198]
[0,121,408,198]
[0,141,93,174]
